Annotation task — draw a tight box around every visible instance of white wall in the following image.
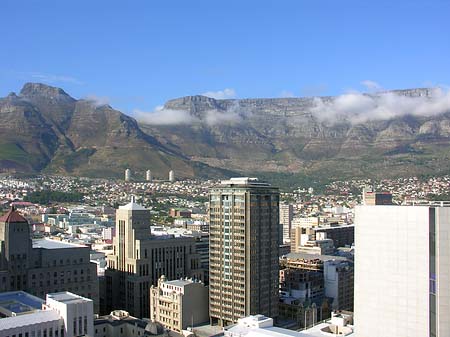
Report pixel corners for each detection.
[355,206,429,337]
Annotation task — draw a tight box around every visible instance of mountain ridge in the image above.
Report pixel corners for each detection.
[1,83,450,182]
[0,83,232,179]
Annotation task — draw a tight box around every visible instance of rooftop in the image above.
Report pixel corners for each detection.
[0,291,44,315]
[119,196,147,211]
[32,239,87,250]
[219,177,272,187]
[285,252,348,262]
[164,279,202,287]
[0,310,60,331]
[47,292,91,304]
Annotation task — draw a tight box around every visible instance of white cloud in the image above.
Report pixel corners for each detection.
[202,88,236,99]
[280,90,296,98]
[361,80,382,92]
[28,72,83,85]
[311,87,450,124]
[133,105,198,125]
[84,95,110,107]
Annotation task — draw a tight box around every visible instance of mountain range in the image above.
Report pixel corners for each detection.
[1,83,450,183]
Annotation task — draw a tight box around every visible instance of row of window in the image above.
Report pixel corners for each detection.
[4,327,64,337]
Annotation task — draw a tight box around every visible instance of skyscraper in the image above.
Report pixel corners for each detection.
[105,197,203,318]
[355,203,450,337]
[209,177,279,326]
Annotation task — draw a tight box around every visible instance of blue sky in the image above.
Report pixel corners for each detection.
[1,0,449,115]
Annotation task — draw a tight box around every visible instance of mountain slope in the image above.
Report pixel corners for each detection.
[140,89,450,180]
[0,83,231,179]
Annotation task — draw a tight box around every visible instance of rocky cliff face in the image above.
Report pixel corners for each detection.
[0,83,230,178]
[1,83,449,180]
[141,88,450,179]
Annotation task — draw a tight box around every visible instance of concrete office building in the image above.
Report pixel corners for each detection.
[324,260,354,311]
[279,203,294,244]
[105,198,203,318]
[281,253,353,312]
[355,203,450,337]
[0,208,99,312]
[146,170,152,182]
[150,275,209,332]
[0,291,94,337]
[209,178,279,326]
[362,186,393,205]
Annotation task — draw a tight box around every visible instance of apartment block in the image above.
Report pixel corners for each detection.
[209,178,279,326]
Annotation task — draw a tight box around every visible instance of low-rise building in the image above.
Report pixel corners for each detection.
[150,275,209,333]
[224,313,354,337]
[94,310,173,337]
[0,291,94,337]
[0,208,99,312]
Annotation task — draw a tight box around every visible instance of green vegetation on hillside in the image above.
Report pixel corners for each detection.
[24,190,84,204]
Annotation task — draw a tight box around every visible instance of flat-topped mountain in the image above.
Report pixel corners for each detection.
[141,88,450,181]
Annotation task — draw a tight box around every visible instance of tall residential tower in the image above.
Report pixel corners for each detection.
[209,178,279,326]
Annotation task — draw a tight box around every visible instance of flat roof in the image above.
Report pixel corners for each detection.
[164,279,200,287]
[0,291,44,314]
[0,310,60,331]
[284,252,348,262]
[219,177,273,187]
[300,322,355,337]
[32,239,86,249]
[47,292,91,304]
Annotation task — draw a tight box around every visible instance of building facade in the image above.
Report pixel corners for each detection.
[94,310,168,337]
[0,208,99,312]
[209,178,279,326]
[0,291,94,337]
[279,203,293,244]
[105,198,203,318]
[150,275,209,332]
[355,204,450,337]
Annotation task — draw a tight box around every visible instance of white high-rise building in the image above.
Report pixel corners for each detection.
[169,170,175,182]
[279,203,293,244]
[124,168,131,182]
[146,169,152,181]
[355,204,450,337]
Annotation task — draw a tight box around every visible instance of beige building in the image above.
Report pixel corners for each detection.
[209,178,279,326]
[150,275,209,332]
[0,207,99,312]
[105,198,203,318]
